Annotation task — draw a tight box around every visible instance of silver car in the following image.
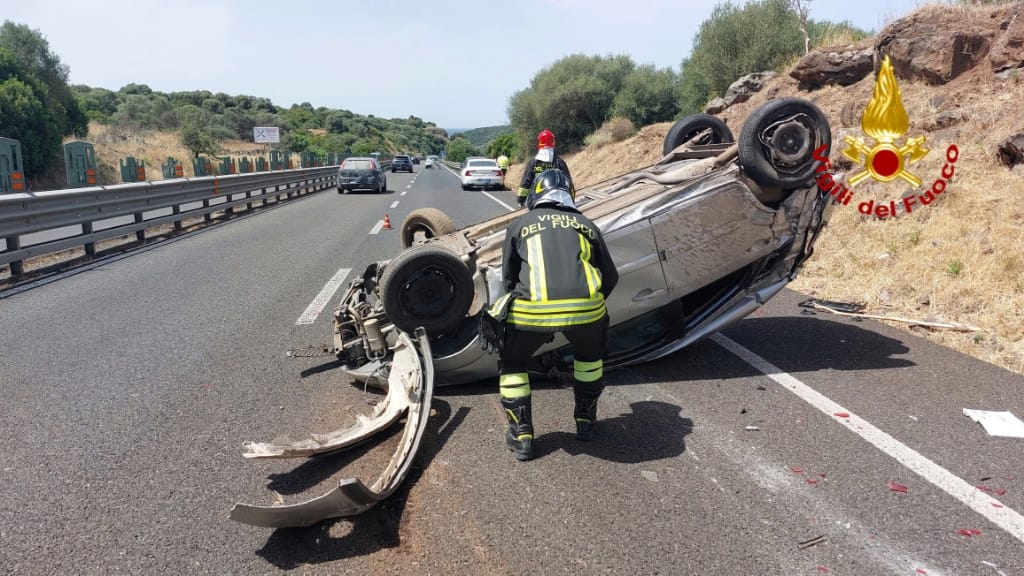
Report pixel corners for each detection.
[232,98,835,528]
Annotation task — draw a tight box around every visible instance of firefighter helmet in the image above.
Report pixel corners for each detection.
[526,169,575,210]
[536,129,556,149]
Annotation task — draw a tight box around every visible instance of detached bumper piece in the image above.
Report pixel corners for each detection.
[230,328,434,528]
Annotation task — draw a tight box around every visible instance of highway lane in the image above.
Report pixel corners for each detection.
[2,164,1023,575]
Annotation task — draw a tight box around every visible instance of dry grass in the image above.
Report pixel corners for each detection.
[72,123,273,183]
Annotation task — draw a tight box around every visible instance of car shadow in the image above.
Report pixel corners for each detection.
[254,399,468,569]
[719,315,916,373]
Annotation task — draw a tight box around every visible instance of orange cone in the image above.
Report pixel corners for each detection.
[382,214,392,230]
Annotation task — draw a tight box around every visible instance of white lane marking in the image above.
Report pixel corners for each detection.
[369,220,384,234]
[482,190,517,212]
[390,201,400,208]
[711,333,1024,545]
[406,184,412,189]
[401,191,407,196]
[296,267,351,325]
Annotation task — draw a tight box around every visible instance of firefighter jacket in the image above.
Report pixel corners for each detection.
[500,205,618,332]
[517,156,573,202]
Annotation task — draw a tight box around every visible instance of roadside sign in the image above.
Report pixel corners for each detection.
[254,127,280,144]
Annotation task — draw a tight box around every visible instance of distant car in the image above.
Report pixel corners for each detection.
[460,158,504,190]
[425,155,439,169]
[391,155,414,173]
[337,157,387,194]
[412,156,420,165]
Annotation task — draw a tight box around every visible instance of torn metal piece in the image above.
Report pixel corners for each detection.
[230,329,434,528]
[799,298,865,314]
[802,299,981,332]
[241,372,409,459]
[798,535,827,549]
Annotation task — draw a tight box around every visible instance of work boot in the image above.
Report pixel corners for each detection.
[573,386,603,441]
[501,396,534,461]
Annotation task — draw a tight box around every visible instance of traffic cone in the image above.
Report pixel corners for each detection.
[382,214,392,230]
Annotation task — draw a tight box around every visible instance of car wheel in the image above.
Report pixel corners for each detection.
[380,244,474,335]
[662,114,734,155]
[337,187,343,194]
[738,97,831,189]
[461,184,469,191]
[400,207,457,249]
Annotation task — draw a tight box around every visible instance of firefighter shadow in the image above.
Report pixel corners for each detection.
[254,399,469,569]
[535,401,693,463]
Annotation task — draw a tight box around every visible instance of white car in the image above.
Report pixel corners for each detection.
[460,158,504,190]
[425,155,439,169]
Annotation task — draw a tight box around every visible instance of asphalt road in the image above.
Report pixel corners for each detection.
[2,163,1022,575]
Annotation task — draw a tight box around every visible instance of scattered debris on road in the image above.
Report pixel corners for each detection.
[797,534,827,549]
[963,409,1024,438]
[887,481,908,493]
[799,298,981,331]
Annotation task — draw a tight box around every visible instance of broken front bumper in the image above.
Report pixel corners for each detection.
[230,328,434,528]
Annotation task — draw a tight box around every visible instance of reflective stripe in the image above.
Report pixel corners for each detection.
[579,234,599,298]
[508,306,606,327]
[574,358,603,382]
[527,235,547,301]
[489,293,512,317]
[511,297,603,313]
[517,187,530,198]
[499,373,530,398]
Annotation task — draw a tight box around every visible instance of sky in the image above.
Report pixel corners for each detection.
[3,0,932,130]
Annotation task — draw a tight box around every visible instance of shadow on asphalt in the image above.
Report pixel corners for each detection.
[254,399,468,569]
[721,315,916,373]
[537,401,692,463]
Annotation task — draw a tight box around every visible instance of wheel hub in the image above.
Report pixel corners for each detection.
[399,266,454,319]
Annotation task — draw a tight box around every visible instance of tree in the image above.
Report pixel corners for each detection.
[487,133,520,160]
[0,21,87,176]
[178,106,218,158]
[446,135,478,163]
[612,65,679,126]
[789,0,812,54]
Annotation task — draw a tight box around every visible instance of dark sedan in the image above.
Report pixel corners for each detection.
[337,157,387,193]
[391,155,414,173]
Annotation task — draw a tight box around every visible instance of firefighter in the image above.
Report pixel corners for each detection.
[516,129,573,208]
[479,169,618,461]
[496,153,510,187]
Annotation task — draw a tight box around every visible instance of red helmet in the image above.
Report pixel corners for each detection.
[536,129,555,149]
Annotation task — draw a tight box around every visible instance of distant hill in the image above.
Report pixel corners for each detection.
[457,125,513,147]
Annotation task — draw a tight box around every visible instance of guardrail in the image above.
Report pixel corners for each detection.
[0,166,344,277]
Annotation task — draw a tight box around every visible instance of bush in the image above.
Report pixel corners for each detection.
[584,117,636,149]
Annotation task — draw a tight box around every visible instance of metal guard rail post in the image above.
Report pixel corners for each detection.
[0,166,353,277]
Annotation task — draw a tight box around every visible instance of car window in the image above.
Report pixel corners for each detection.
[395,156,410,161]
[467,160,497,167]
[342,160,375,170]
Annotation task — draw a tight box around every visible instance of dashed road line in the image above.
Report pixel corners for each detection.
[369,219,384,234]
[296,267,351,325]
[401,191,407,196]
[390,201,400,208]
[711,333,1024,544]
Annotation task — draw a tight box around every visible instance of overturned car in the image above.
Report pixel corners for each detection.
[231,98,836,527]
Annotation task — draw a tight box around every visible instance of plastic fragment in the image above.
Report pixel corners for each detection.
[790,467,804,474]
[958,528,982,537]
[817,473,827,479]
[915,569,928,575]
[834,412,850,419]
[992,503,1004,508]
[817,566,829,573]
[744,425,760,431]
[888,481,908,493]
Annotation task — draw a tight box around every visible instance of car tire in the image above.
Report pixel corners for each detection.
[400,207,457,249]
[461,184,469,191]
[738,97,831,189]
[337,187,343,194]
[380,244,474,335]
[662,114,734,155]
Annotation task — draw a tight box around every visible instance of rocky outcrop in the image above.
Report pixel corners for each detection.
[997,133,1024,167]
[790,39,874,88]
[990,6,1024,72]
[875,5,1021,84]
[704,71,776,114]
